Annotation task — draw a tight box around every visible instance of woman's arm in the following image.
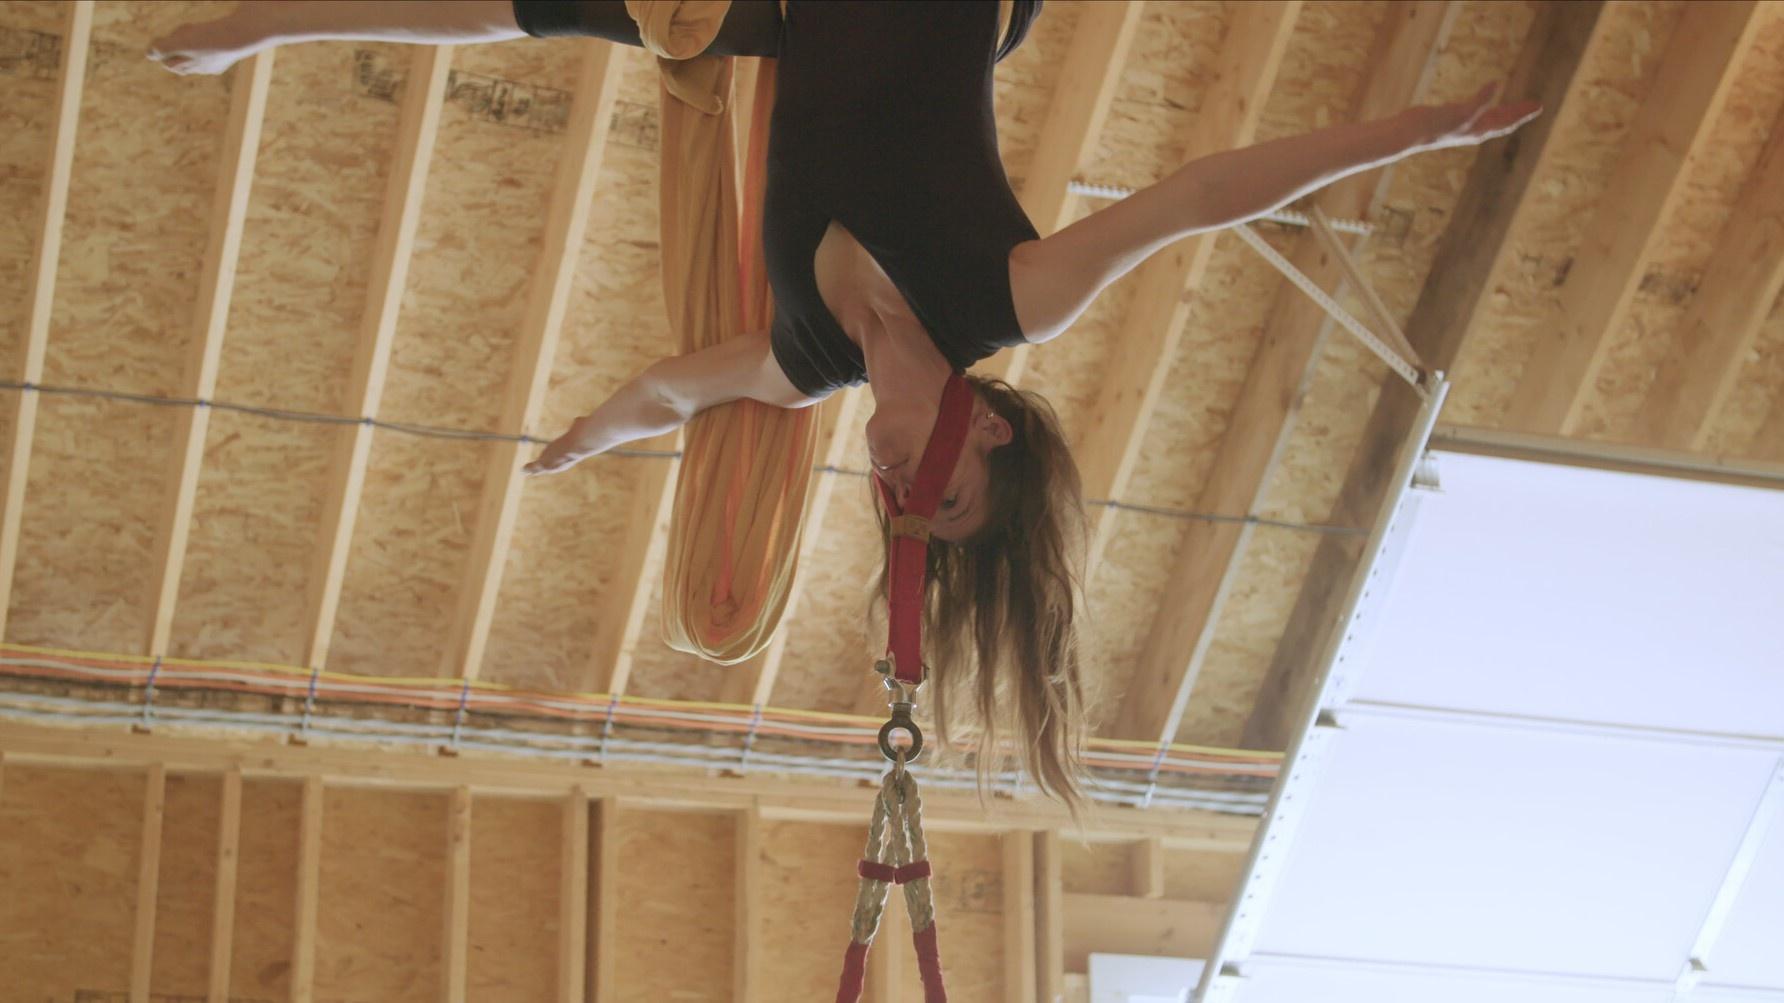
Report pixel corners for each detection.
[524,332,819,476]
[1009,84,1541,344]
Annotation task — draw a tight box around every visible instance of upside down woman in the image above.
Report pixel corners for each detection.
[151,1,1538,805]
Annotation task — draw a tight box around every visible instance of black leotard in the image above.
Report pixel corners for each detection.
[514,1,1043,397]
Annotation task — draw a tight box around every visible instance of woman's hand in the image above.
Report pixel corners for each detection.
[1410,83,1542,154]
[524,416,605,477]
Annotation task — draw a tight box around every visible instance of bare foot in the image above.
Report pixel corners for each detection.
[147,7,271,76]
[524,417,604,477]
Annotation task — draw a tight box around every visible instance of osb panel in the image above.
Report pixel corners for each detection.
[467,795,559,1002]
[0,764,143,1000]
[1707,294,1784,457]
[1591,8,1784,443]
[1447,1,1689,428]
[214,41,403,416]
[1163,846,1247,903]
[7,395,176,652]
[1081,509,1186,730]
[150,772,222,997]
[766,477,883,712]
[1060,838,1131,896]
[612,809,735,1000]
[760,819,861,996]
[1082,1,1227,192]
[623,563,718,701]
[43,1,230,398]
[991,0,1078,195]
[169,413,332,665]
[233,777,301,1001]
[921,831,1006,1000]
[1178,525,1322,748]
[327,432,481,676]
[316,787,447,1003]
[0,0,66,391]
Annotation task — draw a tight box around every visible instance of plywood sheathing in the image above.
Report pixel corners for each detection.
[468,795,560,1001]
[316,787,448,1003]
[1060,838,1131,896]
[614,808,737,999]
[234,777,302,1001]
[0,764,142,1000]
[1176,0,1541,747]
[761,819,863,999]
[148,772,223,996]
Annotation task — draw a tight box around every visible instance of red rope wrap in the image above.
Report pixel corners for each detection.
[914,922,946,1002]
[834,939,870,1003]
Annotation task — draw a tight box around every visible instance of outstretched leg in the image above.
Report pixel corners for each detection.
[149,1,527,76]
[1007,85,1540,345]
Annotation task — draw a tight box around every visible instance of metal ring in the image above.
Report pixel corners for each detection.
[878,716,923,763]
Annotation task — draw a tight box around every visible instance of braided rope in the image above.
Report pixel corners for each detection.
[848,781,895,944]
[892,770,937,932]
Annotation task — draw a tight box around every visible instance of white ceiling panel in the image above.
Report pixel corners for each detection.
[1354,454,1784,737]
[1698,786,1784,990]
[1250,716,1781,982]
[1233,959,1674,1003]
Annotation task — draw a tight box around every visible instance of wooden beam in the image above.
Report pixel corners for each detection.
[1634,108,1784,451]
[1061,893,1223,970]
[591,798,620,1002]
[1002,831,1037,1003]
[1035,830,1064,996]
[1432,423,1784,492]
[1073,2,1302,575]
[292,775,323,1003]
[1758,390,1784,462]
[304,45,452,669]
[584,436,678,695]
[207,768,243,1003]
[1508,1,1763,435]
[734,805,761,1002]
[144,51,274,657]
[1129,836,1164,899]
[443,787,472,1003]
[980,0,1143,385]
[131,763,168,1003]
[1110,1,1459,745]
[722,387,864,707]
[559,788,589,1003]
[0,0,93,639]
[1242,1,1612,750]
[0,721,1257,846]
[443,41,627,679]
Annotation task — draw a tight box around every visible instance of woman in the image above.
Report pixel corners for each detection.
[152,1,1537,805]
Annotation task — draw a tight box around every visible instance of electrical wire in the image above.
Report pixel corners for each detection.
[0,379,1364,536]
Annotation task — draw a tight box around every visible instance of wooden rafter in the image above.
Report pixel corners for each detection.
[443,787,472,1002]
[1073,2,1302,576]
[1635,107,1784,452]
[292,775,323,1003]
[592,798,620,1002]
[1507,1,1764,435]
[558,788,590,1003]
[734,805,762,1002]
[144,52,274,657]
[1111,2,1459,745]
[1242,0,1612,751]
[443,41,627,680]
[207,768,242,1003]
[1002,831,1037,1003]
[130,764,167,1003]
[0,1,93,640]
[1034,830,1064,999]
[584,434,679,696]
[721,387,864,707]
[979,0,1143,386]
[303,45,453,669]
[1130,835,1164,898]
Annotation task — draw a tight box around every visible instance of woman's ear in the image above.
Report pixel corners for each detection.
[982,412,1013,447]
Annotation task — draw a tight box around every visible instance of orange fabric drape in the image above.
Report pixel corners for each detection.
[629,1,820,664]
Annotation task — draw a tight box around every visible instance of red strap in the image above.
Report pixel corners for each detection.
[877,372,975,686]
[834,939,869,1003]
[914,922,948,1002]
[858,859,932,884]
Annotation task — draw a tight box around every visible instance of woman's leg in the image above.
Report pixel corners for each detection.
[149,1,527,75]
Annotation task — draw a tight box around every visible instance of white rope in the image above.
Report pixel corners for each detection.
[1068,181,1375,234]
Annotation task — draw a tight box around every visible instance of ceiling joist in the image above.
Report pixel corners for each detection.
[1243,0,1613,751]
[145,50,274,657]
[1507,0,1765,436]
[304,45,454,670]
[558,789,590,1003]
[1072,1,1303,576]
[207,768,242,1003]
[0,0,92,639]
[443,40,628,680]
[1112,1,1460,746]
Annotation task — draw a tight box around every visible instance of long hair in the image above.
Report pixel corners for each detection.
[871,374,1089,807]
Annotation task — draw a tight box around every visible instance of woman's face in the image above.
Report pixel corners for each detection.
[866,396,1011,543]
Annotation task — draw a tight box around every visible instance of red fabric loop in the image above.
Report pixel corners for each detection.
[858,859,897,883]
[834,939,870,1003]
[913,922,948,1002]
[895,860,932,884]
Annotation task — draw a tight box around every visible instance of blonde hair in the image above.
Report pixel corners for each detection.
[872,375,1089,807]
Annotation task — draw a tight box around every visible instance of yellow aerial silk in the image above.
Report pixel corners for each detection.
[629,0,817,665]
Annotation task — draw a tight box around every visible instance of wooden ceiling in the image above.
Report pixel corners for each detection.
[3,0,1782,755]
